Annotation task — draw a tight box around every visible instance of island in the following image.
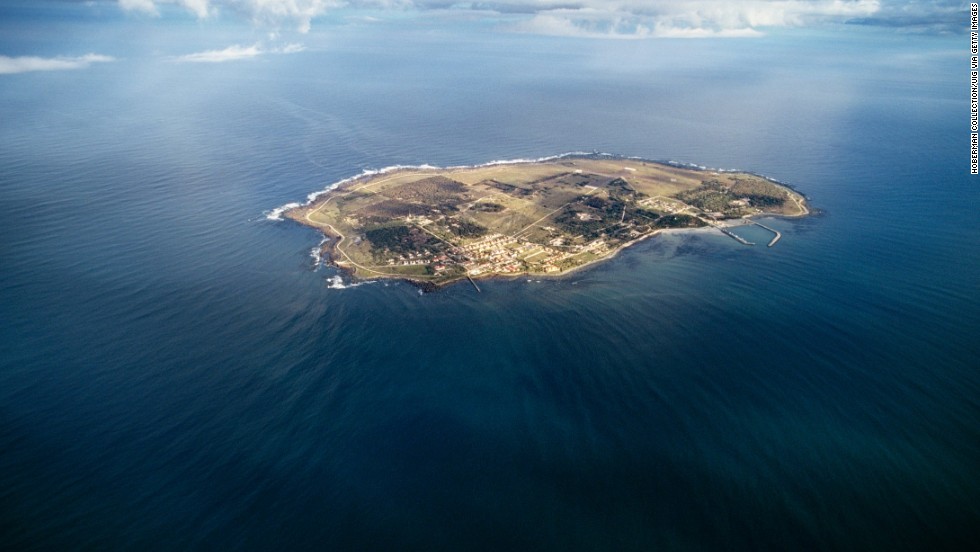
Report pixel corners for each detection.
[285,155,808,289]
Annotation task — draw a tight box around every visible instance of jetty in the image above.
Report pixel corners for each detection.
[466,275,482,293]
[710,223,754,246]
[752,221,782,247]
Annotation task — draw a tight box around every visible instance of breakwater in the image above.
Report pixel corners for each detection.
[752,221,782,247]
[714,224,755,246]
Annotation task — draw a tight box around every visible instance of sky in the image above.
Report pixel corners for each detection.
[0,0,969,73]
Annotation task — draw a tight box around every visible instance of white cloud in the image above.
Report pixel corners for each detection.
[181,0,213,18]
[174,42,305,62]
[510,1,882,38]
[119,0,342,32]
[0,53,115,75]
[176,43,262,62]
[119,0,159,15]
[119,0,212,17]
[237,0,346,33]
[279,43,307,54]
[117,0,967,37]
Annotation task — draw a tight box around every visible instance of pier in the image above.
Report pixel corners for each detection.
[466,275,481,293]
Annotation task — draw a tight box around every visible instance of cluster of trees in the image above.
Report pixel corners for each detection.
[675,180,736,212]
[729,178,787,206]
[740,193,784,207]
[369,199,429,218]
[365,225,440,256]
[446,219,487,238]
[632,207,662,222]
[488,180,533,197]
[555,197,626,239]
[470,202,504,213]
[655,214,705,228]
[676,178,786,214]
[606,178,639,204]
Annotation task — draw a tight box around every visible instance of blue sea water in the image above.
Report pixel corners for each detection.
[2,18,979,550]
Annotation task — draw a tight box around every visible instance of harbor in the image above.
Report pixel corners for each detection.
[711,220,781,247]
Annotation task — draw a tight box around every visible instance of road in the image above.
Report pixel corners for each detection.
[302,173,439,279]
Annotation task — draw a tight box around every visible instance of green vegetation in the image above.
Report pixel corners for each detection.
[554,196,627,240]
[446,219,487,238]
[674,177,786,218]
[729,177,788,205]
[655,214,705,228]
[488,180,533,197]
[364,225,441,256]
[675,180,737,213]
[632,208,661,222]
[471,202,505,213]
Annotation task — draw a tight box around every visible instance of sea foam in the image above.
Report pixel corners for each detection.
[264,202,301,221]
[310,237,329,268]
[325,274,373,290]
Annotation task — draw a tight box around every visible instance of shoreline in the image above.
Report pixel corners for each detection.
[316,217,770,291]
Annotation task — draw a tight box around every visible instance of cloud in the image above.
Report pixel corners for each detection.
[119,0,159,15]
[0,53,115,75]
[174,42,305,62]
[176,43,262,62]
[846,0,966,33]
[119,0,211,18]
[507,1,883,38]
[279,43,307,54]
[118,0,341,32]
[116,0,966,37]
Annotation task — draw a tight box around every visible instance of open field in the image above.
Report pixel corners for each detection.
[286,156,808,287]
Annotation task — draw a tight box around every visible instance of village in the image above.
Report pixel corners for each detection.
[379,226,613,277]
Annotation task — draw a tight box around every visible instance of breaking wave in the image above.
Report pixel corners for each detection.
[310,237,329,268]
[325,274,373,290]
[663,159,792,187]
[264,202,301,221]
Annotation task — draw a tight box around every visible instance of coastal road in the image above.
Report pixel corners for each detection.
[302,173,440,279]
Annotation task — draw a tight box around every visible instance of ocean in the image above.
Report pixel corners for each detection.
[2,18,979,550]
